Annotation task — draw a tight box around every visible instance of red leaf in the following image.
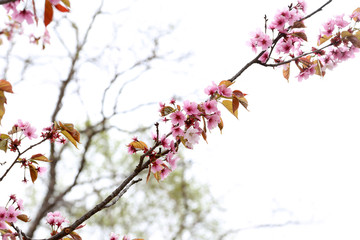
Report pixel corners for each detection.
[44,0,53,27]
[55,3,70,12]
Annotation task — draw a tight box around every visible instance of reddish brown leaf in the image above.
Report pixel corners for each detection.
[0,80,13,93]
[232,96,239,114]
[218,80,233,87]
[291,32,307,41]
[55,3,70,12]
[69,231,82,240]
[218,117,224,133]
[17,214,31,222]
[283,63,290,82]
[44,0,53,27]
[347,35,360,48]
[0,91,6,125]
[292,21,305,28]
[29,163,38,183]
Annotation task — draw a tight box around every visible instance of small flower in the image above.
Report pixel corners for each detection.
[183,100,200,116]
[6,205,20,223]
[151,159,164,173]
[259,51,269,63]
[171,126,184,138]
[203,100,218,115]
[160,167,171,180]
[204,82,218,96]
[109,232,120,240]
[12,9,34,24]
[37,166,47,176]
[167,152,179,170]
[217,85,232,97]
[207,113,221,130]
[170,111,186,126]
[184,127,201,147]
[0,207,6,221]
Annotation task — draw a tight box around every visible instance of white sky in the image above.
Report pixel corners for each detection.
[2,0,360,239]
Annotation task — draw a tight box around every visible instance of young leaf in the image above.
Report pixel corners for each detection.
[69,231,82,240]
[0,134,9,152]
[314,60,325,77]
[17,214,31,222]
[55,3,70,12]
[0,91,6,125]
[61,130,78,148]
[346,35,360,48]
[318,34,332,46]
[29,163,38,183]
[218,117,224,133]
[221,100,238,119]
[61,0,70,7]
[0,79,13,93]
[232,96,239,113]
[292,21,305,28]
[128,140,148,151]
[30,153,50,162]
[283,63,290,82]
[291,32,307,41]
[44,0,54,27]
[218,80,233,87]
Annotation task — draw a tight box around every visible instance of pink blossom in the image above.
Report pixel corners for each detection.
[6,205,20,223]
[37,166,47,176]
[259,51,269,63]
[276,39,293,54]
[151,159,164,173]
[321,19,335,36]
[218,84,232,97]
[170,111,186,126]
[257,34,272,50]
[12,9,34,24]
[334,14,349,28]
[23,125,38,140]
[46,211,67,227]
[269,15,286,31]
[0,207,6,221]
[296,0,307,13]
[3,0,19,13]
[110,232,120,240]
[350,11,360,22]
[183,100,200,116]
[203,100,218,114]
[207,113,221,130]
[167,152,179,170]
[184,127,201,148]
[122,235,131,240]
[296,65,316,82]
[0,221,7,229]
[171,125,184,138]
[160,167,171,180]
[204,82,218,96]
[17,199,24,211]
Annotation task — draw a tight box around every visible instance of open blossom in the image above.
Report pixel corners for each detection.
[207,113,221,130]
[46,211,67,228]
[204,82,218,96]
[6,205,20,223]
[12,9,34,24]
[170,111,186,126]
[160,167,171,180]
[183,100,200,116]
[184,127,201,147]
[3,0,20,13]
[16,119,38,139]
[203,100,218,114]
[151,159,164,173]
[109,232,120,240]
[167,152,179,170]
[218,84,232,97]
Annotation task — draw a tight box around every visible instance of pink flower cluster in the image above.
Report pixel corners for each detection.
[3,0,34,24]
[46,211,68,235]
[128,81,241,181]
[109,233,131,240]
[41,124,67,144]
[247,1,306,63]
[247,1,360,82]
[0,195,23,231]
[8,119,38,152]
